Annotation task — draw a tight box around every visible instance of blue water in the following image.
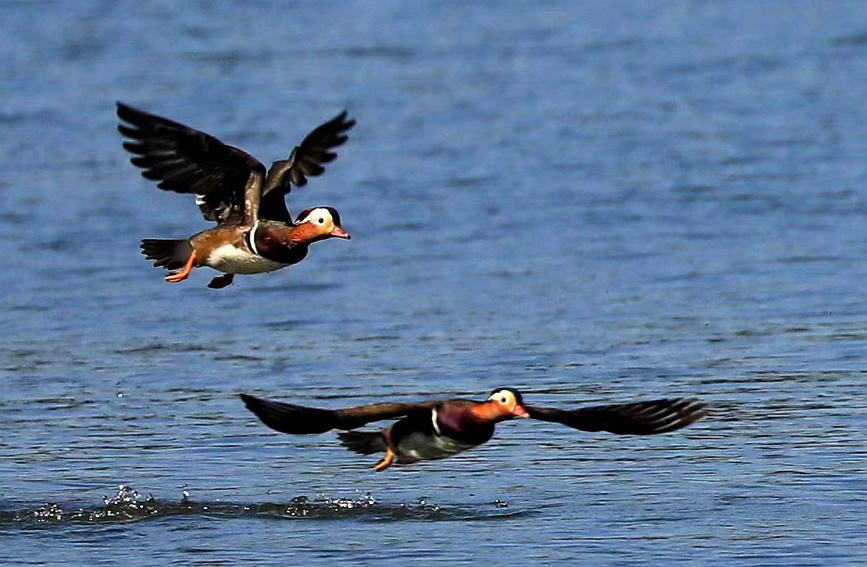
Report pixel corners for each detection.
[1,1,866,564]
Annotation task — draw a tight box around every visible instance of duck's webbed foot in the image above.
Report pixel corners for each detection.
[373,449,395,472]
[165,251,197,283]
[373,427,396,472]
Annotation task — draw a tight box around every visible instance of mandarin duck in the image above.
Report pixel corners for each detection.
[240,389,707,472]
[117,102,353,288]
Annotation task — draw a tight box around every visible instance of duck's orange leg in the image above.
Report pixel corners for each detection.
[373,427,396,472]
[165,251,197,283]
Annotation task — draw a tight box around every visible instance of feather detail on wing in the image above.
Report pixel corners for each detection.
[239,394,436,434]
[259,111,355,223]
[117,102,265,225]
[526,398,707,435]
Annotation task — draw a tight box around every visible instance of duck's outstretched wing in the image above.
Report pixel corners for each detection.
[259,111,355,223]
[117,102,265,225]
[526,398,707,435]
[240,394,436,435]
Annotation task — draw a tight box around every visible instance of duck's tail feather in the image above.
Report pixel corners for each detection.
[337,431,386,455]
[141,239,192,270]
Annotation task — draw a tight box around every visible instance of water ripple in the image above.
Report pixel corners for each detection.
[2,485,530,530]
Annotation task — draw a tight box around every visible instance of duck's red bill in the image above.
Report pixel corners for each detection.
[331,226,351,239]
[513,404,530,418]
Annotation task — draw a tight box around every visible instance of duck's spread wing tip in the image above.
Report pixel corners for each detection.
[259,110,356,221]
[240,395,435,436]
[239,394,336,435]
[117,103,260,224]
[527,397,708,435]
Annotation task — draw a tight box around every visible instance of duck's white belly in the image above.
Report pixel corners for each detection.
[398,431,476,463]
[207,244,288,274]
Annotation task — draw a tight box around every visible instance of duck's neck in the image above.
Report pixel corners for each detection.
[249,221,311,264]
[287,222,328,244]
[470,401,511,423]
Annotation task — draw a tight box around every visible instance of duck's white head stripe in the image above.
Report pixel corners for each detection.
[431,408,442,436]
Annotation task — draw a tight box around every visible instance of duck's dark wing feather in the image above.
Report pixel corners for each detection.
[259,111,355,223]
[117,102,265,225]
[240,394,436,435]
[526,398,707,435]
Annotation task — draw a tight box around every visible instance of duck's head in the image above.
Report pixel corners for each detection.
[294,207,351,241]
[485,387,530,419]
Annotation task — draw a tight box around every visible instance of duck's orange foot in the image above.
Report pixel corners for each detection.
[373,449,395,472]
[165,251,197,283]
[165,272,188,283]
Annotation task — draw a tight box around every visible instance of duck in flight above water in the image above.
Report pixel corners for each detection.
[240,389,708,472]
[117,102,354,289]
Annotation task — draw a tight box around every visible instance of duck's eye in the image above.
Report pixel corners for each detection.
[318,217,325,224]
[500,396,508,404]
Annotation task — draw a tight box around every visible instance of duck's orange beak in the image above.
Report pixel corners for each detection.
[330,226,351,239]
[512,404,530,418]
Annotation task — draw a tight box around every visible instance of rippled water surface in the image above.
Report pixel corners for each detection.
[2,1,867,565]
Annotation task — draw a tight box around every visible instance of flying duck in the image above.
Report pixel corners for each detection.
[117,102,354,288]
[240,389,707,471]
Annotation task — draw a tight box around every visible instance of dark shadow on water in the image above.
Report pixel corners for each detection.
[253,282,343,295]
